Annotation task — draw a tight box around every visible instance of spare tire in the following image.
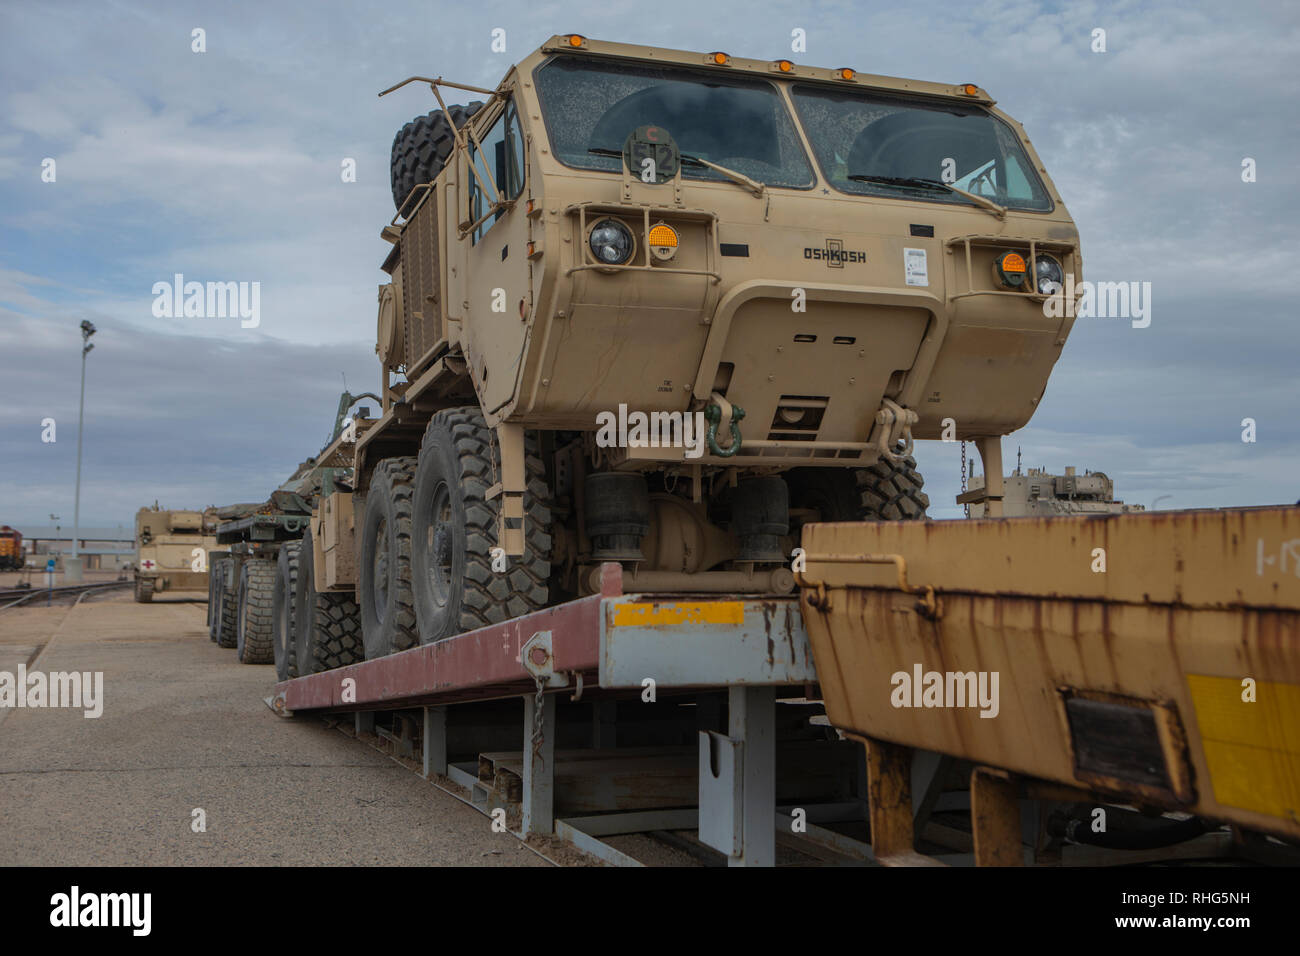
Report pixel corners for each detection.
[389,102,483,211]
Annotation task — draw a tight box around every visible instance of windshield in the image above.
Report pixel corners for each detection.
[791,85,1053,212]
[535,56,815,189]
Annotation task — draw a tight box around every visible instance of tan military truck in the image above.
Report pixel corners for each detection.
[133,505,217,602]
[295,35,1081,666]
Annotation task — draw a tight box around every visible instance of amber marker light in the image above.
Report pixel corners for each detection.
[711,51,730,65]
[996,251,1028,288]
[776,59,794,73]
[648,223,679,260]
[837,67,856,80]
[567,34,585,47]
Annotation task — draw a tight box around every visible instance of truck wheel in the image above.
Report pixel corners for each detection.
[389,102,483,210]
[272,542,301,681]
[295,528,364,673]
[315,593,365,670]
[785,452,930,523]
[412,408,551,645]
[134,577,154,603]
[236,558,276,665]
[359,458,419,658]
[216,558,238,648]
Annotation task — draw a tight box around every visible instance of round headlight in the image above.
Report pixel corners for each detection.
[1035,255,1064,295]
[589,218,634,265]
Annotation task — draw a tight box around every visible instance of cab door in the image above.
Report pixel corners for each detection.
[461,97,531,418]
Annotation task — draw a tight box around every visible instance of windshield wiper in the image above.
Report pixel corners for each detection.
[848,174,1006,220]
[680,153,766,198]
[587,148,765,198]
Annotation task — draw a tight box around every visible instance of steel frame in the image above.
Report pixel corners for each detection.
[271,563,839,866]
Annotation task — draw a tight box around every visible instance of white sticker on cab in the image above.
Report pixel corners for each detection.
[904,248,928,287]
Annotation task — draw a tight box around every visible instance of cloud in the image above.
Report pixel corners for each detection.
[1,0,1297,527]
[0,310,376,526]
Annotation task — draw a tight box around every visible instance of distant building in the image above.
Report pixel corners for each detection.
[12,525,135,571]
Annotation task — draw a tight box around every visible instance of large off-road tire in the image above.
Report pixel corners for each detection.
[411,408,551,645]
[236,558,276,665]
[207,552,229,641]
[294,528,364,673]
[785,452,930,523]
[216,558,238,648]
[207,570,218,638]
[389,102,483,210]
[359,458,419,658]
[272,542,301,681]
[134,577,154,603]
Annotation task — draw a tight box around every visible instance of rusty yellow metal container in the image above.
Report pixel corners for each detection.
[797,506,1300,842]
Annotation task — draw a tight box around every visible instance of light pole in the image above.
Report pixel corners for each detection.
[47,513,60,602]
[66,321,96,583]
[1151,494,1173,511]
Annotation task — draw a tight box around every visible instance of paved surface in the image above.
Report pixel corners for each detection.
[0,592,548,866]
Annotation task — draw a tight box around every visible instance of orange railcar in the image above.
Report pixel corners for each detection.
[0,525,24,571]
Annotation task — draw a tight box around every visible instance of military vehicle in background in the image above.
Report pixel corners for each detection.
[209,392,377,678]
[133,506,218,602]
[963,465,1144,517]
[296,34,1080,663]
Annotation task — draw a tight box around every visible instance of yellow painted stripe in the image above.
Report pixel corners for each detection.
[611,601,745,628]
[1186,674,1300,822]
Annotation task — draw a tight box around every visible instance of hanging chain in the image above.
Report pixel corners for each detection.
[960,441,969,518]
[530,677,546,770]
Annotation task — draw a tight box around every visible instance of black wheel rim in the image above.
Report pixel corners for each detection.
[425,480,453,608]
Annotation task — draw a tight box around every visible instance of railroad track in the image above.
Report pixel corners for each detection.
[0,580,131,611]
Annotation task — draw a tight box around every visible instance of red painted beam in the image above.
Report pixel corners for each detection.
[275,564,623,712]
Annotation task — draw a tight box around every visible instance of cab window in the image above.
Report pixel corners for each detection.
[468,99,526,243]
[791,85,1052,212]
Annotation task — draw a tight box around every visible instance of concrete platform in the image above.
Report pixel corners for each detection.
[0,592,550,866]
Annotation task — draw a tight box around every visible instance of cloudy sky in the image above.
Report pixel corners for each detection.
[1,0,1297,528]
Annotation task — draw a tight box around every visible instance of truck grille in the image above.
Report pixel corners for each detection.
[399,191,444,374]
